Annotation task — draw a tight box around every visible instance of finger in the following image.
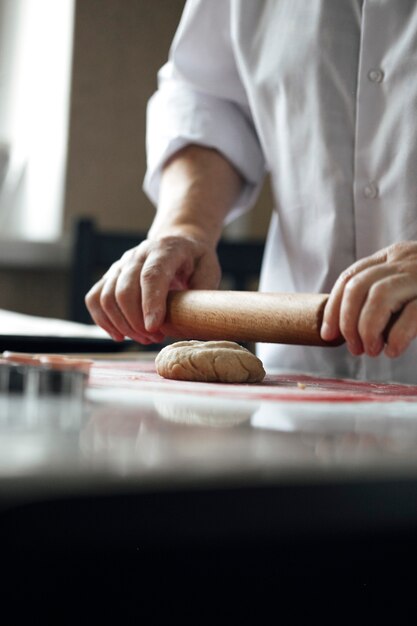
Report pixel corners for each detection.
[141,247,195,332]
[114,259,165,343]
[384,298,417,358]
[85,279,126,341]
[99,268,157,344]
[321,249,388,342]
[358,273,417,356]
[339,264,394,355]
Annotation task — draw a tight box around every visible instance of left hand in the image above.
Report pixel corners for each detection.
[320,241,417,358]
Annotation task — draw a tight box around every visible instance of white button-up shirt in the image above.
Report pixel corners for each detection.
[144,0,417,383]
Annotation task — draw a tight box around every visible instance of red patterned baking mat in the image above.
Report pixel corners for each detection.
[88,360,417,403]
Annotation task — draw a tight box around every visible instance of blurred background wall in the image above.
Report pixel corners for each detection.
[64,0,186,234]
[0,0,271,320]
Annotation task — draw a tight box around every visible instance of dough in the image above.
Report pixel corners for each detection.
[155,340,265,383]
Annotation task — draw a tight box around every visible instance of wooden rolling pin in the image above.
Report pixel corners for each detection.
[162,290,343,346]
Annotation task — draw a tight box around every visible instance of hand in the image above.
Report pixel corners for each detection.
[321,241,417,358]
[85,234,221,344]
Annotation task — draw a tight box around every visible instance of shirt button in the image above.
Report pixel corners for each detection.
[368,68,384,83]
[364,182,379,199]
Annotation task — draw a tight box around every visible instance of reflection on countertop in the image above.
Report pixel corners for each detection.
[1,382,417,494]
[154,394,256,428]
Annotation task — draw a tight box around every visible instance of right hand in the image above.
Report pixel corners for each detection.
[85,234,221,344]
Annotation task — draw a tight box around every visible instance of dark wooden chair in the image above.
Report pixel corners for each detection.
[69,217,264,324]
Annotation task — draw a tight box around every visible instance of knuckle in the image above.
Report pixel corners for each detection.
[367,282,388,306]
[338,268,356,285]
[85,289,102,315]
[129,242,149,261]
[114,282,131,305]
[148,237,174,256]
[120,249,131,260]
[99,290,115,311]
[386,240,417,262]
[159,235,185,247]
[388,241,406,257]
[108,259,121,274]
[157,235,175,247]
[141,264,163,283]
[343,276,361,297]
[85,281,101,300]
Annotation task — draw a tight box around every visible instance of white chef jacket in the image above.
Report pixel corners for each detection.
[144,0,417,383]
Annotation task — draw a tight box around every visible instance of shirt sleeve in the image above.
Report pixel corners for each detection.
[143,0,266,220]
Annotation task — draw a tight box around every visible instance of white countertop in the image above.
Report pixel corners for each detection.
[2,364,417,504]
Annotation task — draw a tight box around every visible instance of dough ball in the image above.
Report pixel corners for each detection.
[155,340,265,383]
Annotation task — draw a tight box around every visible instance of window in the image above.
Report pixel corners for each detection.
[0,0,75,241]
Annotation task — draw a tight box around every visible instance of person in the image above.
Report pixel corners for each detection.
[85,0,417,383]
